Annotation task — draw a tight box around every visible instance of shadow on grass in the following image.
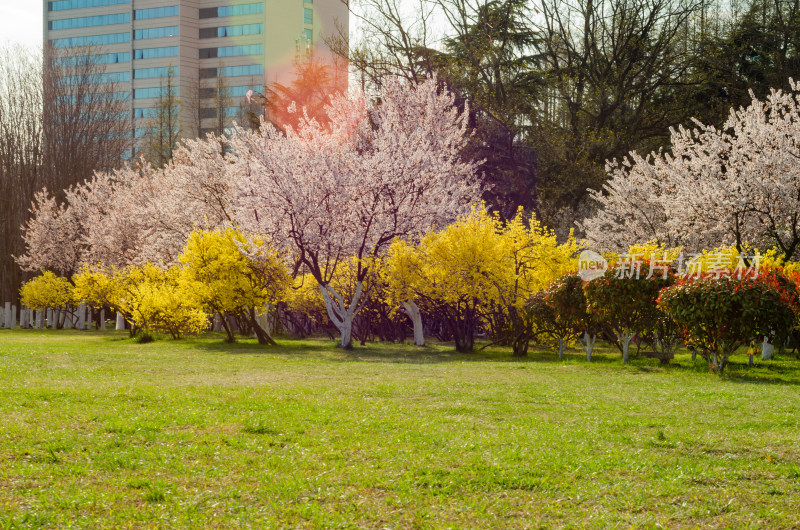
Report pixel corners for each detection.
[7,329,800,385]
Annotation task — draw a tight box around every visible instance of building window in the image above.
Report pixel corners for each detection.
[200,106,240,119]
[303,8,313,24]
[48,13,130,31]
[60,71,131,85]
[134,86,178,99]
[52,32,130,47]
[200,85,260,99]
[199,23,263,39]
[134,67,177,79]
[200,44,264,59]
[134,107,161,119]
[134,46,179,60]
[221,64,263,77]
[134,6,179,20]
[134,26,179,40]
[57,52,130,66]
[199,3,264,18]
[199,65,263,78]
[304,29,313,43]
[49,0,129,12]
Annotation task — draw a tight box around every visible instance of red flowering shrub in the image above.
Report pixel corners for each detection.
[657,268,799,374]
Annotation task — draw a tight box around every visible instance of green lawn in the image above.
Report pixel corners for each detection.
[0,330,798,528]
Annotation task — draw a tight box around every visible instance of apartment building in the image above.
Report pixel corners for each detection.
[43,0,348,151]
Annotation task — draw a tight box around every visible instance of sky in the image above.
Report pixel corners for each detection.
[0,2,42,48]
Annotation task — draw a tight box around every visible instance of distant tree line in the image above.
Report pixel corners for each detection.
[0,44,131,305]
[331,0,800,232]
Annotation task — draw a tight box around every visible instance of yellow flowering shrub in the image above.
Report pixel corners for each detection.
[179,228,291,343]
[20,271,74,310]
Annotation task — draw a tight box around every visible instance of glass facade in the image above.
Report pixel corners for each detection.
[58,52,130,66]
[134,46,179,60]
[134,6,179,20]
[56,91,130,105]
[49,13,130,30]
[134,107,161,119]
[304,8,313,24]
[217,3,264,17]
[229,85,261,97]
[200,44,264,59]
[60,71,131,84]
[49,0,129,11]
[200,85,260,99]
[134,26,179,40]
[199,3,264,18]
[304,28,313,42]
[134,67,177,79]
[52,32,130,47]
[202,64,262,78]
[134,87,178,99]
[200,24,263,39]
[220,64,263,77]
[135,126,178,138]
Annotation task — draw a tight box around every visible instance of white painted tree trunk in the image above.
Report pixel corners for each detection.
[35,310,42,329]
[77,303,86,330]
[401,300,425,346]
[46,309,52,328]
[761,337,774,360]
[63,307,73,329]
[582,332,597,362]
[3,302,10,329]
[320,282,364,349]
[10,305,16,329]
[254,304,273,336]
[116,313,125,330]
[618,329,633,364]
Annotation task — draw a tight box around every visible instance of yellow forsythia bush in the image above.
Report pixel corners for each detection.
[20,271,74,310]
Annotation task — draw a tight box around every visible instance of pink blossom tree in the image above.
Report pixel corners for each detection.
[231,77,481,348]
[583,79,800,258]
[19,136,237,274]
[17,189,84,276]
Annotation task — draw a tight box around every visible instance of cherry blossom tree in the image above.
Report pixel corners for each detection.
[16,189,84,276]
[231,77,482,348]
[583,79,800,258]
[19,136,237,274]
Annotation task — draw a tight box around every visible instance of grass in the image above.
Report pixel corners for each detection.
[0,329,799,528]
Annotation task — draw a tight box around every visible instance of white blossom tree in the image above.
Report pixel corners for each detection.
[19,136,237,274]
[231,77,482,348]
[583,79,800,258]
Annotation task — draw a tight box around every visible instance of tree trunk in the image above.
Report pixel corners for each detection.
[618,329,633,364]
[582,332,597,362]
[249,307,277,345]
[219,313,236,343]
[761,337,774,360]
[401,300,425,346]
[558,338,565,360]
[320,282,364,349]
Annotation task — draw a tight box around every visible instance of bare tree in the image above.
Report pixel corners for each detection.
[42,44,132,194]
[1,44,131,304]
[0,45,44,304]
[143,66,181,168]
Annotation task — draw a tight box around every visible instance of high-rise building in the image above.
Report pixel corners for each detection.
[43,0,348,151]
